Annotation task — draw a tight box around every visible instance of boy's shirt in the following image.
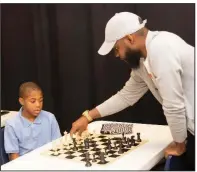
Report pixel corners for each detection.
[4,108,62,156]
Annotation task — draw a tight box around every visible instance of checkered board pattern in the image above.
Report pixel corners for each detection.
[41,133,148,166]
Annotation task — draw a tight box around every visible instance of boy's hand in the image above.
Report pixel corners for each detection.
[9,153,19,161]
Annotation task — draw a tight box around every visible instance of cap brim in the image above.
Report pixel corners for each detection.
[98,41,116,56]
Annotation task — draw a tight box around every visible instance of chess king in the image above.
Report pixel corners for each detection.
[70,12,194,170]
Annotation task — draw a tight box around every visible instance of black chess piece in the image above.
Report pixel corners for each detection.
[84,139,89,149]
[92,154,97,162]
[114,142,117,149]
[108,138,111,144]
[73,138,76,143]
[85,154,92,167]
[93,142,97,151]
[118,142,123,154]
[107,141,112,150]
[126,139,131,148]
[137,133,142,142]
[99,152,107,164]
[122,132,125,139]
[104,148,108,155]
[73,142,78,151]
[85,152,90,160]
[123,137,127,144]
[130,136,135,145]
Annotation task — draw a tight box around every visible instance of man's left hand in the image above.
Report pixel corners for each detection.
[164,141,186,158]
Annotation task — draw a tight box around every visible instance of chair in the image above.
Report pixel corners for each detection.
[0,127,9,165]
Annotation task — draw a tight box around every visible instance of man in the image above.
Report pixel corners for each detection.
[70,12,194,170]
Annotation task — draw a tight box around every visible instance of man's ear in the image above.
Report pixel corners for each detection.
[19,97,24,106]
[126,34,135,44]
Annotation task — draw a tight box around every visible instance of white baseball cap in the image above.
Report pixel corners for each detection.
[98,12,147,56]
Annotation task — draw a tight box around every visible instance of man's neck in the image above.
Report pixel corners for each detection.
[141,29,149,58]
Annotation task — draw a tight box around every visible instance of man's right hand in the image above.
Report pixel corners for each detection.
[70,116,89,136]
[69,108,102,136]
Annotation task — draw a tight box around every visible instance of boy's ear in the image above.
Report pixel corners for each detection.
[19,98,24,106]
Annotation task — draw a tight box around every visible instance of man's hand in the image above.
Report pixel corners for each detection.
[164,141,186,158]
[70,108,101,136]
[70,116,89,136]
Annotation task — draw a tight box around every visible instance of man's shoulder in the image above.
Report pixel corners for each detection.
[148,31,186,53]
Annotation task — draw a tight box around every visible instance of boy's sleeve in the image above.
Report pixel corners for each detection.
[51,114,62,140]
[4,124,19,154]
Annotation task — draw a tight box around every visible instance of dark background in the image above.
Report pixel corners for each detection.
[1,4,195,133]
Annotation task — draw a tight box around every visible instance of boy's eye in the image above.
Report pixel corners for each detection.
[31,100,36,103]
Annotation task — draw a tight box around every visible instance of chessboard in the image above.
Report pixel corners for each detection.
[41,131,148,167]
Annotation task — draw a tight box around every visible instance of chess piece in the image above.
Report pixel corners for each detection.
[92,154,97,162]
[104,148,108,155]
[107,141,112,150]
[137,133,142,142]
[114,142,117,149]
[130,136,135,146]
[122,132,125,139]
[93,142,97,151]
[85,153,92,167]
[73,142,78,151]
[84,138,89,149]
[118,142,123,154]
[99,152,107,164]
[126,139,131,148]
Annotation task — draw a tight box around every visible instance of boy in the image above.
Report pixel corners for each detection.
[4,82,62,160]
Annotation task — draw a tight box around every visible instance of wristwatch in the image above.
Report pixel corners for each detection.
[82,110,93,122]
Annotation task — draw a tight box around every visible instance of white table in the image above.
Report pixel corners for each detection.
[1,111,18,127]
[1,121,173,170]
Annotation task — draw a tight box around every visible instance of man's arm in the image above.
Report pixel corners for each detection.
[93,70,149,118]
[150,42,187,143]
[70,71,148,135]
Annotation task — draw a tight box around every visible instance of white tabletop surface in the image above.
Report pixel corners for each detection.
[1,120,173,170]
[1,111,18,127]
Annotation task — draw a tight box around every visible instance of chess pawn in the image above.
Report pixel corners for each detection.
[137,133,142,142]
[99,152,107,164]
[85,153,92,167]
[59,137,64,150]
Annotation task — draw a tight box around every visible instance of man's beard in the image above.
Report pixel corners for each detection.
[123,49,142,69]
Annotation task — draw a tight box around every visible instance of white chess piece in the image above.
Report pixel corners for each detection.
[63,131,68,145]
[59,137,64,150]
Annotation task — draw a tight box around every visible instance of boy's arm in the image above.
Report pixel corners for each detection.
[51,114,62,140]
[4,124,20,160]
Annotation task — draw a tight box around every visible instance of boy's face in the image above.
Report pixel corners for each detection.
[19,89,43,117]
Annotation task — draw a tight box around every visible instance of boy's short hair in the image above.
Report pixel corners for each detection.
[19,82,43,98]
